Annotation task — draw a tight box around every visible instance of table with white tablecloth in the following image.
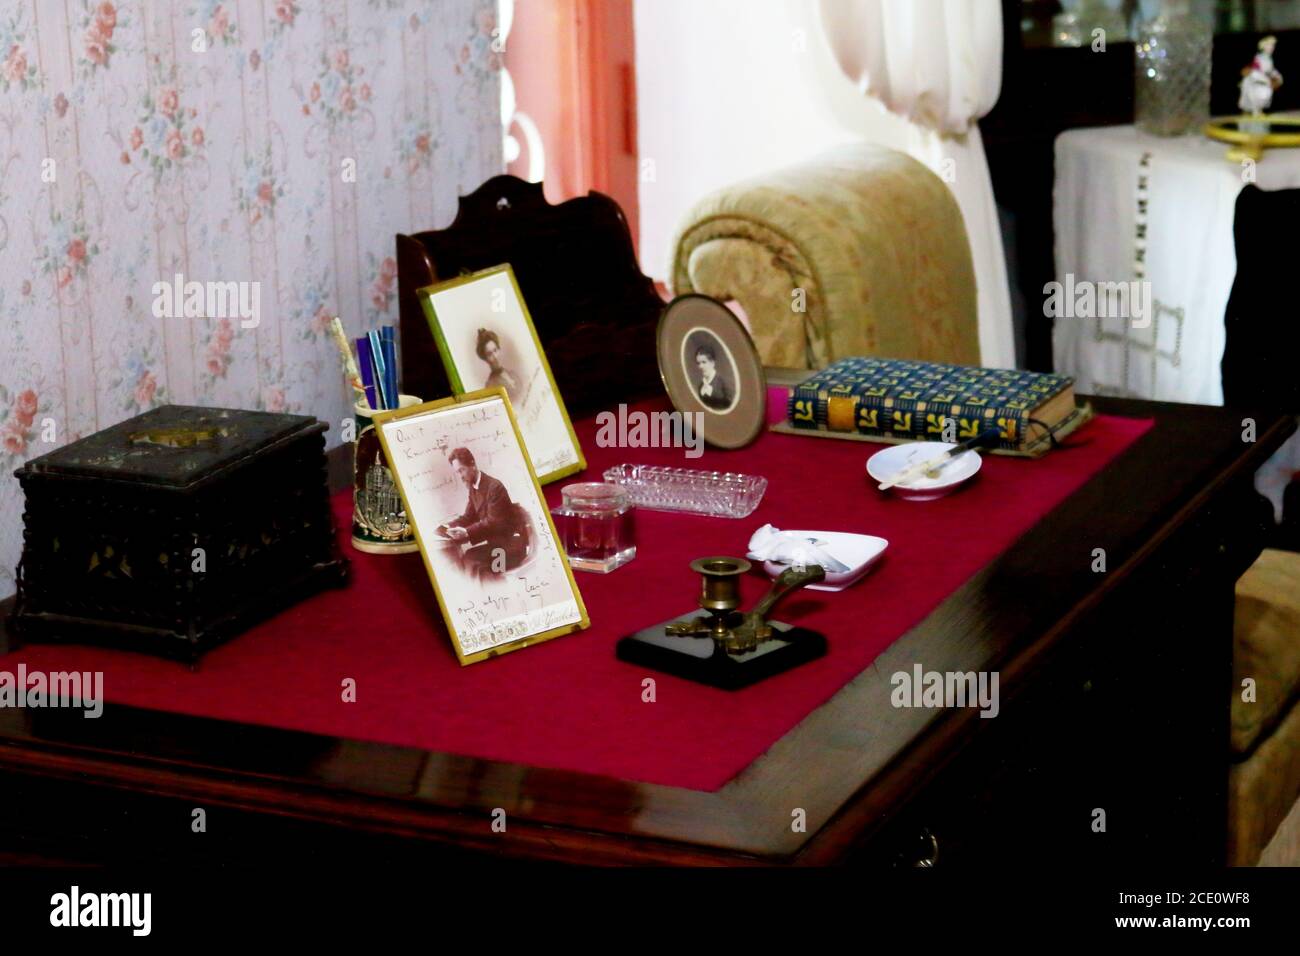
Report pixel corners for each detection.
[1053,122,1300,516]
[1053,122,1300,404]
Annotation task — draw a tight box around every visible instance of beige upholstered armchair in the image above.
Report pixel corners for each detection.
[669,143,980,371]
[1231,548,1300,865]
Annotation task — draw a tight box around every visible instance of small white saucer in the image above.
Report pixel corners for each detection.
[866,442,982,500]
[758,531,889,591]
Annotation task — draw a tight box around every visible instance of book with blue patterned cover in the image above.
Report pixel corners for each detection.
[779,357,1088,457]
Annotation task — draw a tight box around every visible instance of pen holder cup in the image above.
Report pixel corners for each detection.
[351,394,422,555]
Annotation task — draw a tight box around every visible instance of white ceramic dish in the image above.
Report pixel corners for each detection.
[758,530,889,591]
[866,442,982,500]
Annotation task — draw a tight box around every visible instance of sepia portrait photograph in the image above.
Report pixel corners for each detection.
[374,391,587,665]
[418,265,585,483]
[657,294,767,450]
[680,327,740,414]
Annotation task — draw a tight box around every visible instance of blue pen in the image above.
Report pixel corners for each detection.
[368,330,390,409]
[380,326,398,406]
[355,336,380,411]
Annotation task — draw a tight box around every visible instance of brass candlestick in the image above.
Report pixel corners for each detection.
[616,555,829,689]
[665,556,825,655]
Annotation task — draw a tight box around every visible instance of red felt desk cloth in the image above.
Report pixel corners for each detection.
[2,391,1153,792]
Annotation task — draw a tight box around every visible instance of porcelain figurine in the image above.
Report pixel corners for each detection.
[1240,35,1283,116]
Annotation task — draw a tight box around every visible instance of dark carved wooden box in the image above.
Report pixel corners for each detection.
[9,405,349,663]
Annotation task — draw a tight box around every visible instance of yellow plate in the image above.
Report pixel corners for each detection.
[1204,116,1300,161]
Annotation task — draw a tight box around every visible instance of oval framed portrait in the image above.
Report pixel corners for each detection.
[656,295,766,449]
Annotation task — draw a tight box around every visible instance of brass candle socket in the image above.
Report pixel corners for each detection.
[689,556,750,613]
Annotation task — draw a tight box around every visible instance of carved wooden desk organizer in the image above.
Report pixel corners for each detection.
[397,176,665,417]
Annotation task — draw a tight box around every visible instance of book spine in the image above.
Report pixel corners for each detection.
[788,388,1026,450]
[787,388,823,430]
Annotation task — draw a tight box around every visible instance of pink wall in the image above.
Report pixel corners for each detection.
[506,0,639,250]
[0,0,503,597]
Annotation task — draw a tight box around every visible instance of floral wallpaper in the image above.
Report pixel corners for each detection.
[0,0,504,596]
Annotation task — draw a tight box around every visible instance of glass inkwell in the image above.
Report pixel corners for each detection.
[551,481,636,573]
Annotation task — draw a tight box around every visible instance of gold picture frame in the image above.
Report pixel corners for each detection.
[656,294,767,449]
[372,388,589,665]
[417,264,586,485]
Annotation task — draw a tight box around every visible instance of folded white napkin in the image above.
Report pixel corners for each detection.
[746,524,851,573]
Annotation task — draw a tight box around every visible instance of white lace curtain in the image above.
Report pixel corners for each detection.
[816,0,1016,369]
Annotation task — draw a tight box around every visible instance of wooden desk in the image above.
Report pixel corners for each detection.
[0,398,1291,866]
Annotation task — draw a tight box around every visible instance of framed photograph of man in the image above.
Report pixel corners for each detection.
[417,265,586,484]
[372,389,589,665]
[657,294,766,449]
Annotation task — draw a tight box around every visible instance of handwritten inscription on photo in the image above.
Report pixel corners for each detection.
[419,266,585,483]
[378,393,585,661]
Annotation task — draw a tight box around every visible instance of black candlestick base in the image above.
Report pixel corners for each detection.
[615,617,826,690]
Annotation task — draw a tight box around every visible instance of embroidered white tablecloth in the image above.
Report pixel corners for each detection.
[1052,122,1300,406]
[1053,123,1300,519]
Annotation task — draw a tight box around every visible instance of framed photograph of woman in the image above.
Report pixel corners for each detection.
[417,265,586,484]
[685,332,738,412]
[657,294,766,449]
[372,389,589,665]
